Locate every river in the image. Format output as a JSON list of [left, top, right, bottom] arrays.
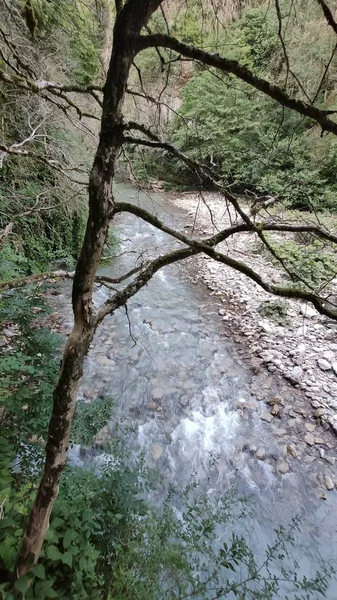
[[58, 183, 337, 597]]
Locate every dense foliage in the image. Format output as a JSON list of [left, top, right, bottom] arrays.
[[132, 1, 337, 212], [0, 0, 106, 281]]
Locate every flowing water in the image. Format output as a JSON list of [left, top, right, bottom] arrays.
[[58, 184, 337, 596]]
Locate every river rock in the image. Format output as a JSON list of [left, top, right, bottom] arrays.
[[151, 443, 163, 460], [332, 363, 337, 376], [296, 325, 308, 336], [147, 402, 159, 411], [290, 366, 303, 382], [287, 444, 297, 459], [278, 461, 290, 474], [305, 422, 316, 432], [300, 304, 316, 318], [324, 475, 335, 490], [323, 350, 335, 362], [267, 396, 284, 406], [275, 428, 287, 437], [304, 433, 315, 446], [313, 408, 326, 419], [180, 395, 189, 407], [256, 447, 266, 460], [259, 321, 273, 334], [271, 404, 282, 418], [261, 412, 273, 423], [317, 358, 331, 371]]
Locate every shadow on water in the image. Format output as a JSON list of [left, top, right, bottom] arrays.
[[59, 184, 337, 596]]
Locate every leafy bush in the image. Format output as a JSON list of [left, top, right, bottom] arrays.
[[258, 299, 289, 324], [259, 237, 337, 287]]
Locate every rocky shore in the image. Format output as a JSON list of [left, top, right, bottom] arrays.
[[173, 192, 337, 493]]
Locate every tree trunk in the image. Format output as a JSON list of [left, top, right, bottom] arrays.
[[13, 0, 163, 582]]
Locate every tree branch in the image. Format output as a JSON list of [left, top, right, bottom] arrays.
[[135, 33, 337, 135]]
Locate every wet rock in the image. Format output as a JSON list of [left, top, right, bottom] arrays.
[[256, 447, 266, 460], [287, 444, 297, 459], [313, 408, 326, 419], [261, 412, 273, 423], [275, 428, 287, 437], [278, 461, 290, 474], [305, 422, 316, 432], [151, 443, 163, 460], [271, 404, 282, 418], [152, 387, 165, 400], [147, 402, 159, 411], [98, 356, 114, 367], [304, 433, 315, 446], [267, 396, 284, 406], [317, 358, 331, 371], [179, 395, 189, 407], [324, 475, 335, 491]]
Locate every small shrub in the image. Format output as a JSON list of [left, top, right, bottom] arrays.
[[258, 299, 289, 324]]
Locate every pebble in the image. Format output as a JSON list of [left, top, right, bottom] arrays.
[[278, 461, 290, 474], [317, 358, 331, 371], [304, 433, 315, 446], [300, 304, 316, 318], [261, 413, 273, 423], [313, 408, 326, 419], [271, 404, 282, 417], [256, 448, 266, 460], [305, 423, 316, 432], [287, 445, 297, 459], [275, 428, 287, 437], [151, 444, 163, 460], [324, 475, 335, 491]]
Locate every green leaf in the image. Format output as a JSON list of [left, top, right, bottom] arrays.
[[0, 517, 15, 528], [61, 551, 73, 568], [63, 529, 74, 549], [46, 544, 62, 561], [14, 576, 29, 593], [32, 562, 46, 579]]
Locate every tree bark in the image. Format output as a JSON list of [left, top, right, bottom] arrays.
[[13, 0, 163, 582]]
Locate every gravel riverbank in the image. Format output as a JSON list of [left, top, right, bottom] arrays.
[[172, 192, 337, 491]]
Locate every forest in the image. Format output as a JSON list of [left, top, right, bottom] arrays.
[[1, 0, 337, 598]]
